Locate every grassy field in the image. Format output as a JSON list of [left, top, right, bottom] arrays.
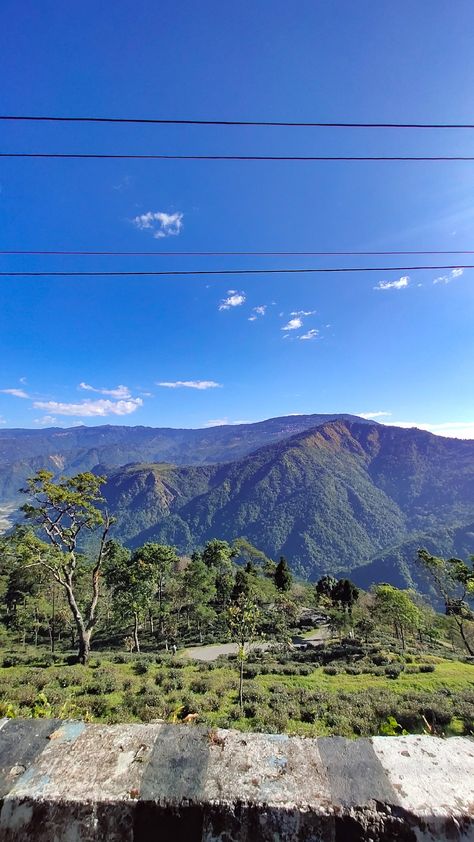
[[0, 642, 472, 738]]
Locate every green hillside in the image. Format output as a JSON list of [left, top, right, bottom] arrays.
[[103, 420, 474, 581]]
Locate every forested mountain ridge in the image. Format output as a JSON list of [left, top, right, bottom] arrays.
[[0, 413, 367, 502], [102, 420, 474, 581]]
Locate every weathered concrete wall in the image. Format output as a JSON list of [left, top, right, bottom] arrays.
[[0, 718, 472, 841]]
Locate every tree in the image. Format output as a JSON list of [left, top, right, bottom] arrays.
[[269, 594, 298, 648], [274, 556, 292, 592], [332, 579, 359, 615], [134, 543, 178, 633], [182, 555, 216, 643], [416, 549, 474, 655], [17, 471, 113, 664], [104, 542, 158, 653], [226, 594, 261, 713], [202, 539, 237, 570], [231, 568, 251, 602], [372, 584, 420, 650], [315, 575, 337, 602]]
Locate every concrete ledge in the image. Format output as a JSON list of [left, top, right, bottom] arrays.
[[0, 719, 472, 840]]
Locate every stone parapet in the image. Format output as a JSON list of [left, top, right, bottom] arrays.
[[0, 719, 473, 840]]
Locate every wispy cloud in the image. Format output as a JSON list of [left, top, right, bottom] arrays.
[[0, 416, 5, 425], [374, 276, 409, 291], [357, 411, 392, 419], [79, 382, 132, 399], [0, 388, 29, 399], [157, 380, 221, 390], [386, 419, 474, 439], [132, 210, 183, 239], [34, 415, 57, 426], [299, 329, 319, 341], [248, 305, 267, 321], [219, 290, 246, 310], [113, 175, 132, 191], [433, 268, 464, 285], [33, 398, 143, 417], [291, 310, 316, 317], [282, 317, 302, 331], [205, 418, 250, 427]]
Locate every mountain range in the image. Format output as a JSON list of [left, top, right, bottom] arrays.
[[1, 414, 473, 587]]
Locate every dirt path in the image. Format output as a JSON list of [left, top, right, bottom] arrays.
[[182, 626, 329, 661]]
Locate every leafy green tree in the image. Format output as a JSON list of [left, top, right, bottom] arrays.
[[135, 543, 178, 632], [226, 594, 261, 713], [416, 549, 474, 655], [202, 539, 237, 570], [232, 537, 273, 570], [332, 579, 359, 615], [182, 556, 216, 642], [104, 542, 160, 652], [231, 568, 251, 602], [274, 556, 292, 592], [315, 575, 337, 602], [16, 471, 113, 663], [269, 594, 298, 648], [373, 584, 420, 650]]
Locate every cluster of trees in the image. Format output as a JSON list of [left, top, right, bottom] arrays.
[[0, 471, 299, 665], [0, 469, 473, 668]]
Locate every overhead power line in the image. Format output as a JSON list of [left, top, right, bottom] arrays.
[[2, 152, 474, 162], [2, 114, 474, 129], [0, 264, 469, 277], [1, 249, 474, 257]]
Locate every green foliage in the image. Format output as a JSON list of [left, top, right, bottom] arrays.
[[274, 557, 292, 592]]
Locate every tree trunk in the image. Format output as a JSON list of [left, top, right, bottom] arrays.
[[149, 608, 154, 635], [238, 643, 245, 712], [78, 629, 92, 665], [456, 618, 474, 656], [133, 612, 140, 653]]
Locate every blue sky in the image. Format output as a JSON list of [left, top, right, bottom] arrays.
[[1, 1, 474, 436]]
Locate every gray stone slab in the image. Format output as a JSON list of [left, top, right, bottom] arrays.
[[318, 736, 401, 808], [0, 718, 61, 798], [139, 724, 210, 803]]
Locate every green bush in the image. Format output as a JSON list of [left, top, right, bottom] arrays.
[[384, 664, 404, 679], [83, 667, 121, 695]]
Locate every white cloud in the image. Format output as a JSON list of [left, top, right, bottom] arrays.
[[132, 210, 183, 239], [248, 305, 267, 321], [0, 388, 29, 399], [32, 398, 143, 417], [205, 418, 250, 427], [79, 382, 131, 399], [374, 276, 409, 291], [282, 317, 302, 331], [19, 377, 27, 385], [383, 419, 474, 440], [157, 380, 221, 390], [291, 310, 316, 317], [0, 416, 5, 425], [299, 329, 319, 341], [34, 415, 57, 426], [357, 411, 392, 419], [219, 290, 246, 310], [433, 268, 464, 285]]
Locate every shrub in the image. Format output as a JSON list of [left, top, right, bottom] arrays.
[[323, 666, 338, 676], [84, 667, 121, 695], [189, 677, 209, 695], [419, 664, 435, 673], [132, 659, 150, 676], [384, 664, 404, 679], [200, 692, 221, 713]]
